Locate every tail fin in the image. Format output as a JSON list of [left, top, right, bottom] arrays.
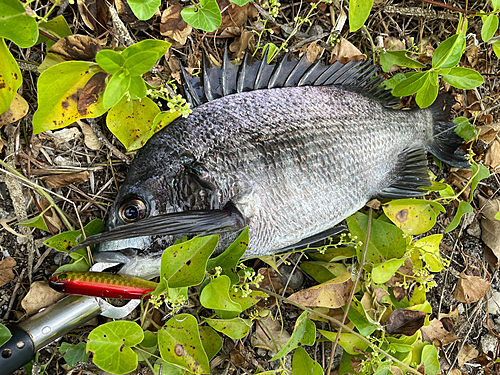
[[426, 93, 470, 169]]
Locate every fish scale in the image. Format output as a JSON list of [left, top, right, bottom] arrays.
[[71, 55, 469, 279]]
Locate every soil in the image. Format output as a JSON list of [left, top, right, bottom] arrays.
[[1, 0, 499, 374]]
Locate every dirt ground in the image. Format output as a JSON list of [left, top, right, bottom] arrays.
[[1, 0, 500, 374]]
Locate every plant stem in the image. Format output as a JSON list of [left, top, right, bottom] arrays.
[[419, 0, 476, 14], [326, 208, 372, 375], [258, 288, 422, 375], [0, 159, 74, 231]]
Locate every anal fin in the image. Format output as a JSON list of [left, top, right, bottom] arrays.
[[277, 226, 347, 253], [377, 145, 432, 200]]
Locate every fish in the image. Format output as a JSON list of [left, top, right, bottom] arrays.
[[49, 271, 158, 299], [71, 50, 468, 279]]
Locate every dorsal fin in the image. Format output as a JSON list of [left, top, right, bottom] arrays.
[[180, 49, 399, 109]]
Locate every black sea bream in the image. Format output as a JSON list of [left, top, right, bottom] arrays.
[[73, 52, 468, 278]]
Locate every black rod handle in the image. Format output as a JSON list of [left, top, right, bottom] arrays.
[[0, 325, 35, 375]]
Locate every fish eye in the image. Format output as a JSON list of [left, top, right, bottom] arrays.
[[118, 197, 147, 223]]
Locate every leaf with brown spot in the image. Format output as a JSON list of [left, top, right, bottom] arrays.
[[160, 5, 192, 46], [421, 318, 462, 346], [0, 257, 16, 287], [454, 270, 490, 304], [288, 271, 352, 308], [41, 171, 90, 188], [0, 93, 28, 128], [78, 72, 107, 115], [386, 309, 427, 336], [21, 281, 65, 315]]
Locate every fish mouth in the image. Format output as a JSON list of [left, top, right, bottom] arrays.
[[93, 247, 163, 279]]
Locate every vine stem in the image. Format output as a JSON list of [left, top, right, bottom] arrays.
[[258, 287, 422, 375], [419, 0, 476, 14], [326, 208, 373, 375]]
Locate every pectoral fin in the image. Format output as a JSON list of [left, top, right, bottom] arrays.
[[70, 209, 245, 253], [277, 225, 347, 252]]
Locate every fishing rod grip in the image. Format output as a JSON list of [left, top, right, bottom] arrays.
[[0, 295, 101, 375]]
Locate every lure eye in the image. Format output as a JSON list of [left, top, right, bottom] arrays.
[[118, 197, 147, 223]]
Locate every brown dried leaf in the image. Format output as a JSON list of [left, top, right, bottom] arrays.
[[0, 93, 28, 127], [115, 0, 150, 29], [386, 309, 427, 336], [48, 35, 102, 62], [477, 123, 500, 144], [479, 195, 500, 263], [484, 139, 500, 171], [384, 37, 405, 51], [41, 171, 90, 188], [458, 343, 479, 367], [218, 0, 249, 29], [77, 0, 111, 35], [306, 41, 324, 63], [438, 305, 458, 324], [330, 39, 366, 64], [229, 29, 254, 59], [465, 46, 480, 67], [454, 271, 490, 303], [39, 127, 82, 151], [21, 281, 65, 315], [288, 271, 352, 308], [421, 318, 462, 345], [78, 72, 107, 115], [160, 5, 192, 46], [39, 198, 63, 232], [250, 314, 291, 352], [0, 257, 16, 287], [78, 121, 103, 150], [417, 43, 434, 64]]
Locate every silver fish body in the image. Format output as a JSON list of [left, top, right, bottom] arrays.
[[81, 58, 464, 277]]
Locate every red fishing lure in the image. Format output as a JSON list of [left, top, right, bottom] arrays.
[[49, 271, 158, 299]]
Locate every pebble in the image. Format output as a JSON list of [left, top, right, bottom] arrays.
[[278, 264, 304, 290], [488, 291, 500, 315], [481, 333, 498, 354]]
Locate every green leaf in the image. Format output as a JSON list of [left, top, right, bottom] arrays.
[[415, 71, 438, 108], [492, 0, 500, 10], [0, 323, 12, 347], [453, 116, 476, 142], [181, 0, 222, 32], [348, 0, 373, 32], [200, 275, 242, 312], [87, 321, 143, 375], [292, 347, 324, 375], [382, 73, 407, 91], [0, 0, 38, 48], [205, 317, 252, 340], [121, 39, 171, 61], [432, 34, 465, 69], [420, 344, 440, 375], [229, 0, 254, 5], [445, 201, 473, 233], [33, 62, 107, 134], [308, 246, 356, 262], [383, 199, 445, 235], [96, 50, 124, 75], [300, 261, 347, 283], [470, 163, 490, 203], [372, 258, 406, 284], [44, 219, 103, 252], [414, 234, 443, 272], [379, 50, 425, 72], [392, 71, 429, 97], [492, 40, 500, 59], [18, 213, 49, 232], [0, 38, 22, 114], [103, 71, 130, 109], [482, 14, 499, 42], [106, 96, 160, 150], [441, 67, 484, 90], [127, 0, 161, 20], [123, 51, 159, 76], [37, 16, 72, 49], [344, 299, 377, 336], [206, 227, 248, 283], [59, 342, 88, 367], [199, 326, 222, 361], [161, 235, 218, 288], [158, 314, 210, 374], [495, 211, 500, 221], [320, 331, 369, 355], [346, 212, 406, 264], [129, 76, 147, 99], [270, 311, 315, 361]]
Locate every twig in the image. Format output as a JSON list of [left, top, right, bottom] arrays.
[[85, 118, 131, 163], [326, 207, 373, 375], [3, 269, 26, 320], [419, 0, 476, 14], [258, 288, 422, 375]]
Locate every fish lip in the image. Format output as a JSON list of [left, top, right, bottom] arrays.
[[93, 248, 139, 265]]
